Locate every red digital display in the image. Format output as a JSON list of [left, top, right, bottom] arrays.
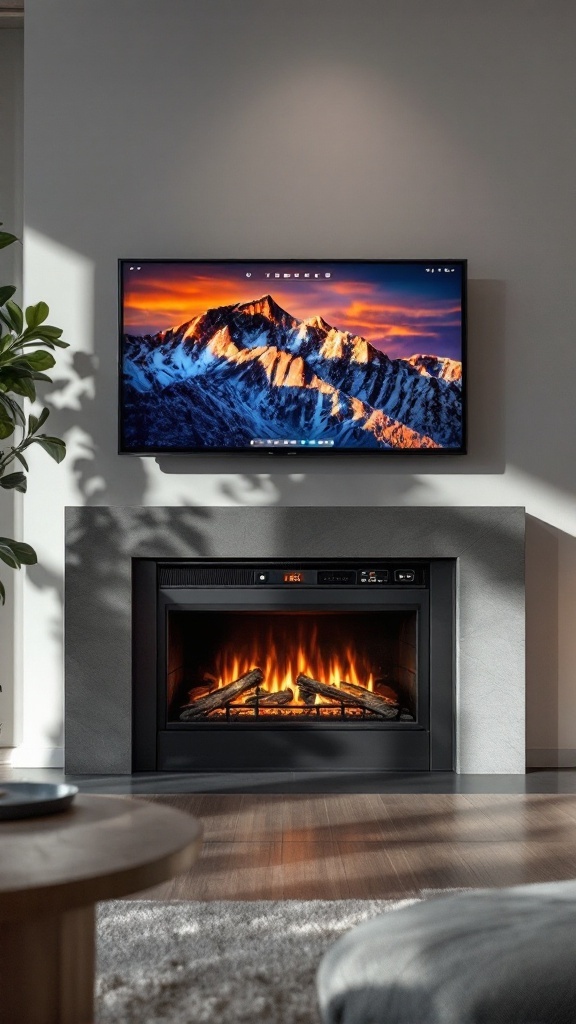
[[283, 572, 304, 583]]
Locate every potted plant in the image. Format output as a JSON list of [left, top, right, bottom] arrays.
[[0, 224, 68, 604]]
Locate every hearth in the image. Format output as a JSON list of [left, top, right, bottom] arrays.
[[132, 558, 455, 771]]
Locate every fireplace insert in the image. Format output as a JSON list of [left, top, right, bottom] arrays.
[[132, 559, 455, 771]]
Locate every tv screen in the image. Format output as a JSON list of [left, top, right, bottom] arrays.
[[119, 259, 466, 454]]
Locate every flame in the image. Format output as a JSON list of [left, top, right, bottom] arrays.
[[187, 620, 375, 708]]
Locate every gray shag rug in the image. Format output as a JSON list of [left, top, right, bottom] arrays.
[[96, 898, 420, 1023]]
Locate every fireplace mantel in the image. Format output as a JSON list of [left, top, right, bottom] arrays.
[[64, 506, 525, 774]]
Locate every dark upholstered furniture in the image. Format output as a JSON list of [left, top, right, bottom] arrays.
[[317, 881, 576, 1024]]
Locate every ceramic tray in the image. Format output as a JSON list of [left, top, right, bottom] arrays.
[[0, 782, 79, 820]]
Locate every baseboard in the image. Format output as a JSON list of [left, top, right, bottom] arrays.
[[8, 744, 64, 768], [526, 748, 576, 769]]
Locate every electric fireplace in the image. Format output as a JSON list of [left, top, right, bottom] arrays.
[[132, 558, 455, 771]]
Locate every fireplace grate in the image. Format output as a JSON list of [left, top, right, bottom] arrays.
[[193, 699, 411, 722]]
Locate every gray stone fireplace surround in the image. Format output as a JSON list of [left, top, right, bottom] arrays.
[[64, 505, 525, 775]]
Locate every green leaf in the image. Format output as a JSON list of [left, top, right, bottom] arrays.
[[1, 359, 34, 373], [0, 374, 36, 400], [0, 333, 15, 354], [6, 540, 36, 565], [0, 471, 27, 492], [0, 419, 14, 440], [0, 231, 18, 250], [4, 299, 23, 335], [0, 310, 16, 333], [0, 542, 20, 568], [34, 436, 66, 463], [8, 359, 54, 381], [28, 407, 50, 434], [0, 577, 5, 605], [0, 285, 16, 306], [21, 377, 36, 401], [13, 450, 29, 472], [26, 328, 68, 349], [25, 301, 49, 330], [22, 351, 56, 371], [0, 392, 25, 427], [0, 538, 36, 570], [44, 335, 68, 349], [22, 338, 55, 351], [39, 325, 63, 339]]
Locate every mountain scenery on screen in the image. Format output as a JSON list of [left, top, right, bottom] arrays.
[[122, 294, 463, 450]]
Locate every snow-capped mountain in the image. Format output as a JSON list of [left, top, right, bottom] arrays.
[[122, 295, 463, 450], [405, 354, 462, 385]]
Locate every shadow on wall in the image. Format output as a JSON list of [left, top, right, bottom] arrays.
[[65, 504, 212, 614], [64, 506, 214, 772]]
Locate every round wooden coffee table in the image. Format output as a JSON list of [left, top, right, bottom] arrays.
[[0, 793, 202, 1024]]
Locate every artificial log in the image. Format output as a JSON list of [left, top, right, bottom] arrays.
[[300, 688, 317, 706], [180, 668, 264, 720], [245, 688, 294, 707], [338, 678, 400, 719], [340, 679, 400, 714], [186, 685, 213, 701], [296, 675, 356, 707], [296, 674, 399, 719]]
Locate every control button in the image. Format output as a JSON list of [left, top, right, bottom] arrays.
[[360, 569, 388, 584], [394, 570, 416, 583], [256, 572, 269, 583]]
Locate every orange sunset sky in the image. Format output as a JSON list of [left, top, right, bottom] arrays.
[[122, 261, 463, 361]]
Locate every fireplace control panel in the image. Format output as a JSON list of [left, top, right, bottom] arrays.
[[252, 565, 427, 587], [158, 561, 428, 589]]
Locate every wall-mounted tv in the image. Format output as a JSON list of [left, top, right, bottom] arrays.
[[119, 259, 466, 455]]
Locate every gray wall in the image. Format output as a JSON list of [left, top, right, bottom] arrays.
[[13, 0, 576, 765], [0, 27, 23, 753]]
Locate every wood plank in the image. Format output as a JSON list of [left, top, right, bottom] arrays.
[[280, 795, 332, 844], [233, 794, 287, 842], [324, 793, 396, 842], [336, 841, 418, 899], [182, 841, 284, 901], [281, 840, 350, 900], [128, 792, 576, 901], [137, 794, 240, 843]]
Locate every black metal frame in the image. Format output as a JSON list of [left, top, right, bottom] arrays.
[[132, 558, 455, 772]]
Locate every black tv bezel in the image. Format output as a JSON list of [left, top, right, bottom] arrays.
[[118, 258, 468, 457]]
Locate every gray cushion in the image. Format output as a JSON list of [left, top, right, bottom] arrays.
[[317, 881, 576, 1024]]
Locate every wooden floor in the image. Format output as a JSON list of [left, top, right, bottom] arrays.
[[131, 793, 576, 900]]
